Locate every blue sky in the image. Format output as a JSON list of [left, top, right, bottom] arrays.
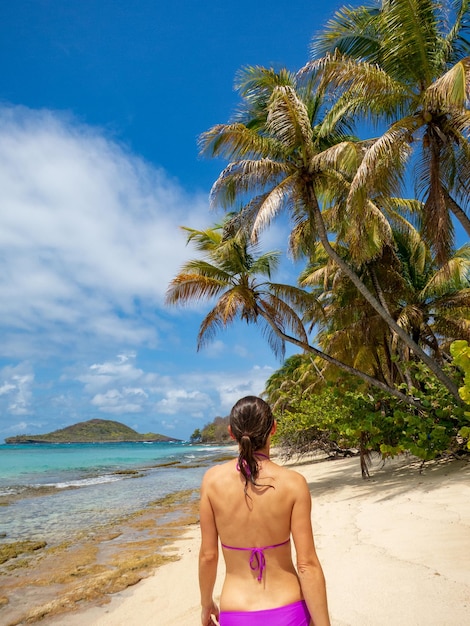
[[0, 0, 341, 441]]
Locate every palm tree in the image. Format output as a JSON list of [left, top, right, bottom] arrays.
[[391, 235, 470, 358], [307, 0, 470, 264], [300, 227, 470, 388], [199, 66, 462, 401], [299, 242, 400, 387], [165, 223, 305, 359], [165, 222, 424, 406]]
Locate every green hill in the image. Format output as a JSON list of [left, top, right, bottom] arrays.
[[4, 419, 180, 444]]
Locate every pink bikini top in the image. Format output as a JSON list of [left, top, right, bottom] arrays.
[[221, 538, 291, 582]]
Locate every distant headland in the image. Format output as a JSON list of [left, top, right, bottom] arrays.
[[4, 418, 181, 444]]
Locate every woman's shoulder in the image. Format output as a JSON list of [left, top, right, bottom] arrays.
[[272, 462, 309, 490], [202, 458, 236, 483], [272, 460, 306, 479]]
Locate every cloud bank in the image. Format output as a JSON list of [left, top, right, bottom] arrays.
[[0, 106, 277, 439], [0, 105, 211, 358]]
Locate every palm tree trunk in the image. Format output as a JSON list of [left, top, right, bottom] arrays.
[[258, 308, 424, 409], [359, 433, 372, 479], [368, 265, 397, 387], [443, 190, 470, 238], [369, 268, 413, 391], [306, 187, 462, 402]]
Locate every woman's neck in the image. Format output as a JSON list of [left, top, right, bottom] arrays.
[[254, 450, 270, 460]]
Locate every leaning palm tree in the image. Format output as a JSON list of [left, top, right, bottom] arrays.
[[165, 222, 423, 405], [199, 66, 462, 401], [307, 0, 470, 264]]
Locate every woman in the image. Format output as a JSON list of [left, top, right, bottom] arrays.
[[199, 396, 331, 626]]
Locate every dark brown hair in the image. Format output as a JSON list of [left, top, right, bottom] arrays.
[[229, 396, 274, 489]]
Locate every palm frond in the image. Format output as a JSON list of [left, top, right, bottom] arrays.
[[312, 140, 363, 175], [424, 57, 470, 109], [421, 248, 470, 297], [288, 216, 318, 260], [209, 159, 290, 210], [251, 175, 297, 239], [309, 5, 383, 61], [197, 306, 229, 349], [235, 65, 297, 100], [345, 198, 394, 261], [199, 123, 282, 162], [349, 120, 413, 203], [395, 304, 424, 334], [442, 0, 470, 63], [180, 226, 223, 252], [380, 0, 441, 85], [305, 51, 409, 103], [268, 283, 317, 314], [165, 273, 228, 305], [259, 294, 309, 346], [267, 86, 314, 161], [250, 250, 282, 277]]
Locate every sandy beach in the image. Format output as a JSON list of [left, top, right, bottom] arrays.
[[40, 453, 470, 626]]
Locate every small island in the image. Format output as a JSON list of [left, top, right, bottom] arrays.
[[4, 418, 181, 444]]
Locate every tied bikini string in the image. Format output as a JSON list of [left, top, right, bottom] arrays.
[[249, 548, 266, 582], [221, 539, 290, 582]]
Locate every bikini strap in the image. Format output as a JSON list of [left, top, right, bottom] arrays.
[[254, 452, 270, 460], [236, 451, 270, 476], [221, 538, 290, 582]]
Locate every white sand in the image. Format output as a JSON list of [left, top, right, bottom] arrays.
[[47, 455, 470, 626]]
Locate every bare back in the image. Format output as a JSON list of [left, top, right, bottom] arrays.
[[200, 456, 311, 612]]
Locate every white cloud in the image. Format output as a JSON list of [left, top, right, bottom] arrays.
[[0, 363, 34, 416], [233, 344, 249, 358], [77, 353, 157, 394], [155, 388, 213, 416], [0, 105, 209, 359], [4, 421, 28, 434], [0, 382, 16, 395], [154, 364, 274, 421], [90, 388, 145, 414], [215, 365, 274, 412], [203, 340, 225, 358], [75, 351, 271, 423]]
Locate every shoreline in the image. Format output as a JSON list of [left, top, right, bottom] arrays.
[[0, 489, 201, 626], [2, 453, 470, 625]]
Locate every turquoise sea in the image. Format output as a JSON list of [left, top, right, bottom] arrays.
[[0, 441, 231, 546]]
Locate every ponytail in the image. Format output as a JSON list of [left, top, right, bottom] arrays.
[[237, 434, 259, 490], [230, 396, 274, 494]]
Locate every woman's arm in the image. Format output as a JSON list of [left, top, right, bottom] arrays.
[[198, 471, 220, 626], [291, 473, 331, 626]]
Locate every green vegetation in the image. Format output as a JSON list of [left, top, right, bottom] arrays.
[[190, 416, 231, 444], [5, 419, 180, 444], [167, 0, 470, 472], [450, 340, 470, 447], [270, 360, 467, 477]]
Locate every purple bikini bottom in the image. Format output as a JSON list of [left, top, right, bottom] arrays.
[[219, 600, 310, 625]]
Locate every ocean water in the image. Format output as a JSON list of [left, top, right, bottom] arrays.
[[0, 442, 232, 545]]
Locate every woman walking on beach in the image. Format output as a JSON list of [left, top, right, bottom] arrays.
[[199, 396, 330, 626]]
